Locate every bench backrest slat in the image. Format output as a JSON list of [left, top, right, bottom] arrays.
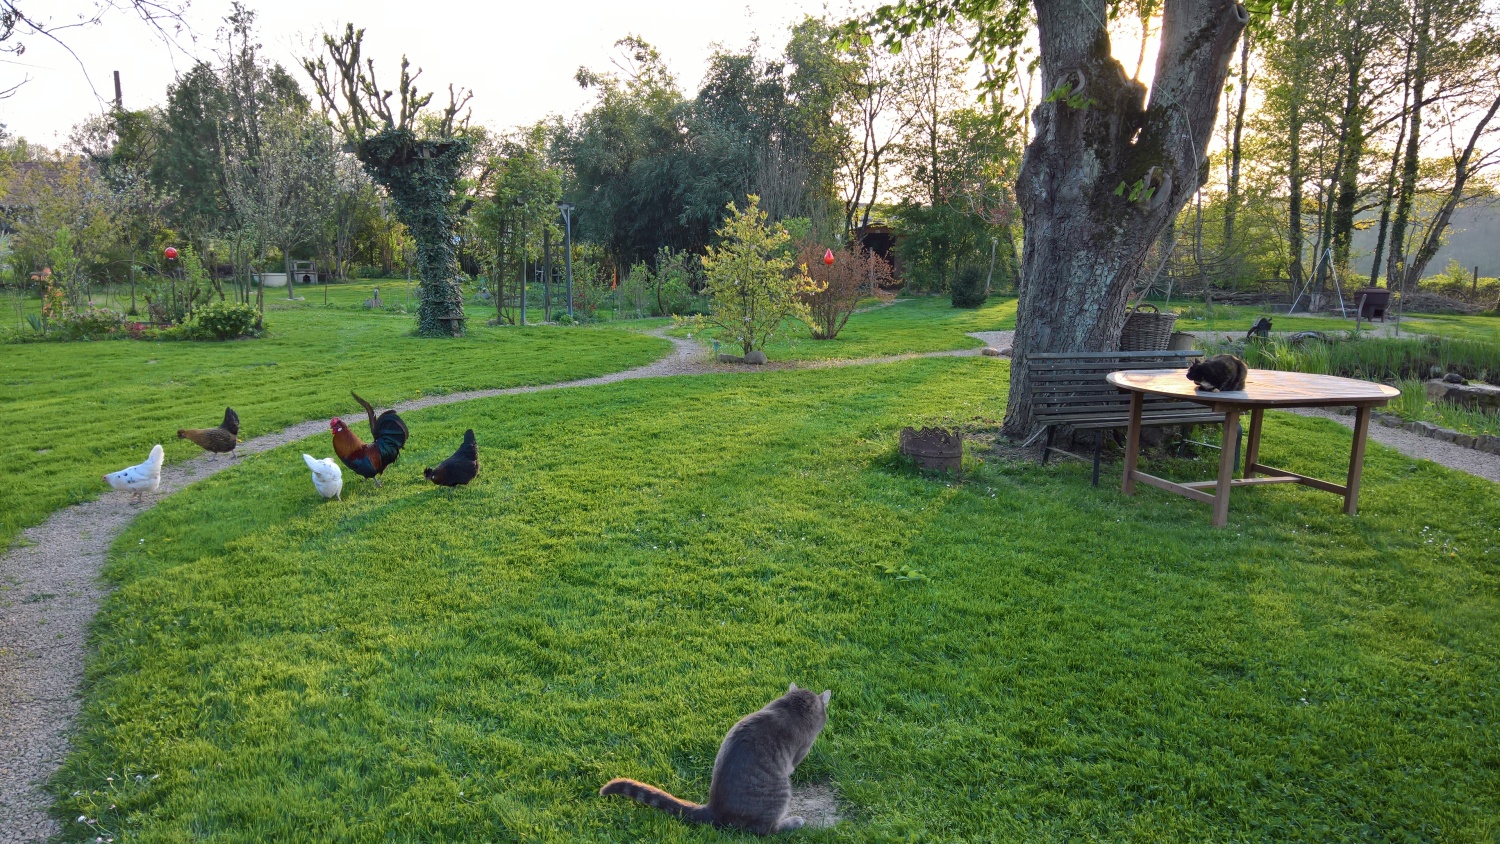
[[1027, 350, 1207, 424], [1029, 350, 1202, 361]]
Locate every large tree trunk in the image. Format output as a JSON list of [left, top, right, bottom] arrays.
[[1329, 46, 1366, 278], [1369, 43, 1413, 287], [1284, 1, 1309, 296], [1386, 4, 1430, 293], [358, 131, 469, 337], [1003, 0, 1247, 435], [1223, 30, 1250, 245]]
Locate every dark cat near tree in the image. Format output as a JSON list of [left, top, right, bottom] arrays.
[[1187, 354, 1249, 392]]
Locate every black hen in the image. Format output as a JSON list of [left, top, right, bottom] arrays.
[[424, 429, 479, 487]]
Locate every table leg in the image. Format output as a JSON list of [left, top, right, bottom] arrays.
[[1244, 408, 1264, 479], [1212, 410, 1241, 528], [1345, 405, 1371, 515], [1122, 391, 1144, 495]]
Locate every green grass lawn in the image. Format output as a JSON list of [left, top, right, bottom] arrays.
[[1154, 299, 1500, 344], [54, 357, 1500, 842], [1162, 302, 1367, 334], [676, 295, 1017, 362], [0, 299, 670, 550], [1402, 312, 1500, 343]]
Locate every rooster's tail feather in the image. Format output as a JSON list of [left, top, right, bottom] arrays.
[[372, 410, 409, 467]]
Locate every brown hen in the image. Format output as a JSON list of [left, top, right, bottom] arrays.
[[178, 407, 240, 458]]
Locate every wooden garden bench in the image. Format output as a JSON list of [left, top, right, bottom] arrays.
[[1029, 350, 1238, 485]]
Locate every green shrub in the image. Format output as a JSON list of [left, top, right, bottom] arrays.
[[1420, 259, 1500, 305], [54, 306, 126, 340], [192, 301, 260, 340], [950, 264, 988, 308]]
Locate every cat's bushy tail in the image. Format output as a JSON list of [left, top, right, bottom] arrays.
[[599, 778, 714, 825]]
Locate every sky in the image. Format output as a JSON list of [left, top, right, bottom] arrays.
[[3, 0, 860, 144]]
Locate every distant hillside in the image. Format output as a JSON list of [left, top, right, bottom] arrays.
[[1352, 204, 1500, 280]]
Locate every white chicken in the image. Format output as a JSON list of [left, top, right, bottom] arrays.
[[302, 453, 343, 501], [103, 444, 164, 503]]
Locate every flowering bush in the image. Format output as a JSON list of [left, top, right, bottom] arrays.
[[797, 241, 894, 340]]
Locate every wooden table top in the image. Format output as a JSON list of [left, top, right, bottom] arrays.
[[1106, 368, 1400, 408]]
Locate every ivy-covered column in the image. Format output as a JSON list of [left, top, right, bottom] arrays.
[[358, 129, 470, 337]]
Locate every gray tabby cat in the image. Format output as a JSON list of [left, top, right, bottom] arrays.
[[600, 683, 831, 835]]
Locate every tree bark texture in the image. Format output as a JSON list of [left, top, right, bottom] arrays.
[[1284, 2, 1309, 295], [1003, 0, 1247, 436], [1368, 43, 1412, 287], [1386, 4, 1430, 292], [357, 130, 470, 337], [1223, 30, 1250, 245], [1329, 52, 1366, 277]]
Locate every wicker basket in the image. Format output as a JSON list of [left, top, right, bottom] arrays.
[[1120, 303, 1178, 351]]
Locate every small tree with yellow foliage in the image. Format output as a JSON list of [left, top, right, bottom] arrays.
[[694, 195, 821, 357]]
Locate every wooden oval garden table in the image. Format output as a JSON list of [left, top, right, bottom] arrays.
[[1106, 369, 1400, 527]]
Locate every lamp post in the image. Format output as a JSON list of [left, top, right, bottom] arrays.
[[513, 197, 527, 325], [558, 201, 575, 319], [542, 221, 551, 321]]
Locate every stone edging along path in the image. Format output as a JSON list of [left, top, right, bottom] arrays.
[[4, 326, 1498, 841]]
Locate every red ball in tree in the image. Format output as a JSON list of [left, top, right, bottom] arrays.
[[823, 248, 835, 266], [164, 246, 179, 260]]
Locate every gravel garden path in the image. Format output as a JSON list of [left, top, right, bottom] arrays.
[[0, 326, 1491, 841]]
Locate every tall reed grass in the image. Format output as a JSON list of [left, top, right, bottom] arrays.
[[1209, 336, 1500, 385], [1202, 337, 1500, 438]]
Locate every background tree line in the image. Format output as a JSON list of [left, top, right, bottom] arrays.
[[3, 0, 1495, 338], [0, 3, 1024, 329], [1152, 0, 1500, 308]]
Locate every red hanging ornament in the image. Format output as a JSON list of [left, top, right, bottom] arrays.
[[164, 246, 179, 260], [823, 248, 835, 266]]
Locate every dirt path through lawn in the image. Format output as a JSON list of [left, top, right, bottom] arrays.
[[3, 326, 1496, 841]]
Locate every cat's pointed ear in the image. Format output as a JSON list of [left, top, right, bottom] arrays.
[[819, 690, 831, 706], [788, 682, 799, 692]]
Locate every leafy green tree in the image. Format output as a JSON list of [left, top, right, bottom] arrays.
[[153, 4, 310, 254], [476, 125, 562, 324], [695, 196, 818, 355], [2, 146, 116, 305], [220, 107, 337, 317], [784, 17, 860, 224], [561, 26, 863, 270], [894, 108, 1020, 292], [560, 36, 697, 269]]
